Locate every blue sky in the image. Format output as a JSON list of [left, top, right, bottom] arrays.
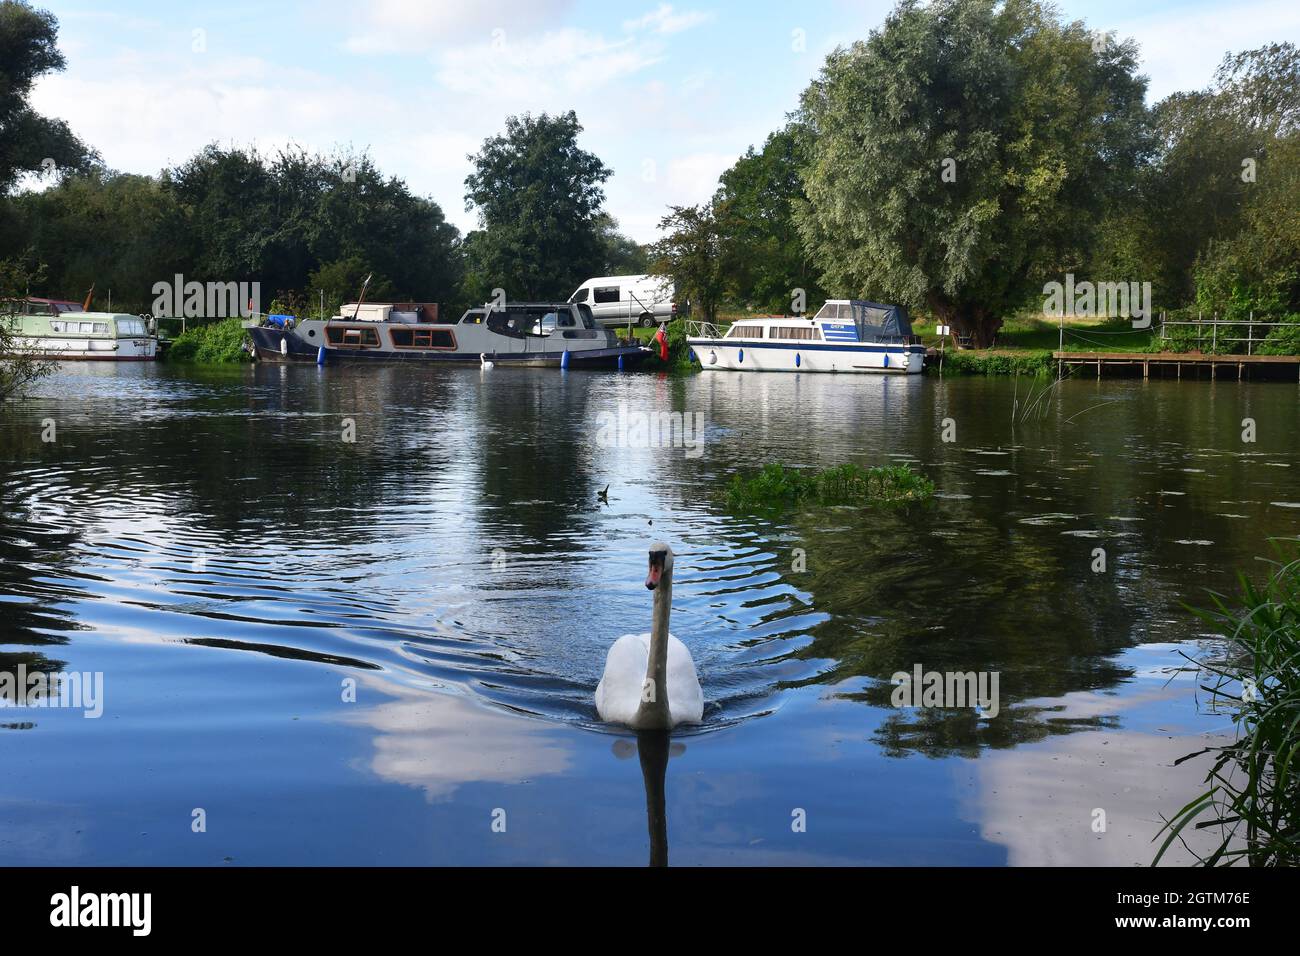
[[30, 0, 1300, 242]]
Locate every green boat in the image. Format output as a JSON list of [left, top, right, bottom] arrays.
[[2, 297, 158, 361]]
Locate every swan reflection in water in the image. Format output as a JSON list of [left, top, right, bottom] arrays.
[[613, 731, 685, 867], [599, 542, 701, 866]]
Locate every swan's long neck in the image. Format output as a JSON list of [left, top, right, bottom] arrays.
[[635, 568, 673, 729]]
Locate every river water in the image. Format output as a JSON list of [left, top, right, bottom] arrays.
[[1, 362, 1297, 865]]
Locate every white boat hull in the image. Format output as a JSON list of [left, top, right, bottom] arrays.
[[13, 335, 158, 361], [687, 339, 924, 374]]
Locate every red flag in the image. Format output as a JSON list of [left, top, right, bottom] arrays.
[[654, 324, 668, 361]]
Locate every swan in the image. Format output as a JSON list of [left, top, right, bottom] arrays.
[[596, 542, 703, 729], [480, 353, 494, 368]]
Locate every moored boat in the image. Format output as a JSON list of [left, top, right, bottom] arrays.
[[2, 298, 158, 361], [686, 299, 925, 374], [248, 300, 650, 369]]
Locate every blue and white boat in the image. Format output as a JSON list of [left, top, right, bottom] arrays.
[[686, 299, 925, 374]]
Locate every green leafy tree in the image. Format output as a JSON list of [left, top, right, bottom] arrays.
[[0, 254, 53, 401], [0, 1, 96, 193], [464, 111, 611, 301], [715, 126, 823, 314], [595, 213, 649, 275], [1193, 131, 1300, 320], [1132, 44, 1300, 305], [5, 145, 463, 312], [2, 170, 183, 311], [796, 0, 1150, 346], [650, 203, 733, 324], [306, 256, 397, 320]]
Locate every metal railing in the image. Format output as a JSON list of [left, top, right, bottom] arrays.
[[1157, 312, 1292, 355], [684, 319, 726, 339]]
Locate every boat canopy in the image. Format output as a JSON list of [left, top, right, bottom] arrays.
[[814, 299, 913, 342]]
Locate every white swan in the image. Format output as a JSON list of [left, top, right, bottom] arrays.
[[596, 542, 703, 729], [480, 353, 495, 369]]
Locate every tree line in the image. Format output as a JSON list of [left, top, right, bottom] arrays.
[[3, 0, 1298, 347]]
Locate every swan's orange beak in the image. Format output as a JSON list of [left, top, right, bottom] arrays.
[[646, 550, 666, 590]]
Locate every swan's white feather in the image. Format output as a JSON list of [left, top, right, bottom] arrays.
[[595, 631, 703, 729]]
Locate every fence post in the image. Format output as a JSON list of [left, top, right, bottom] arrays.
[[1212, 312, 1217, 353], [1248, 310, 1253, 355]]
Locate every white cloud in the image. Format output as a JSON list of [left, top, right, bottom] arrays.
[[623, 4, 713, 36], [434, 28, 663, 101], [31, 51, 397, 177], [1109, 0, 1300, 102], [664, 151, 738, 201], [342, 0, 576, 54]]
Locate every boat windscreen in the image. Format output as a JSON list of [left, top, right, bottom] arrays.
[[848, 300, 913, 341]]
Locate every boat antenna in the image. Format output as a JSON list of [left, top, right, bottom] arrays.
[[352, 274, 373, 322], [82, 283, 95, 311]]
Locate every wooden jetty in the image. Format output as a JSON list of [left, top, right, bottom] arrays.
[[1055, 351, 1300, 381]]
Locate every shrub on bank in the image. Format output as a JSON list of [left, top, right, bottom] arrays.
[[166, 318, 252, 363], [938, 349, 1054, 376], [1257, 314, 1300, 355], [642, 318, 698, 373]]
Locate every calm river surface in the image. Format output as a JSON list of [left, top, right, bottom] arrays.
[[2, 362, 1298, 865]]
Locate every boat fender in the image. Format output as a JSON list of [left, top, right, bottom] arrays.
[[738, 349, 744, 364], [279, 336, 288, 356], [883, 353, 889, 368], [708, 350, 717, 365], [317, 345, 326, 366], [618, 354, 624, 371], [561, 349, 570, 370], [795, 353, 801, 368]]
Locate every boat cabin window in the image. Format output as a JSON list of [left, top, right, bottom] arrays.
[[115, 318, 146, 336], [52, 320, 110, 334], [593, 286, 620, 304], [727, 325, 765, 339], [486, 310, 526, 338], [391, 327, 456, 349], [575, 303, 597, 329], [326, 326, 381, 347], [771, 326, 820, 340]]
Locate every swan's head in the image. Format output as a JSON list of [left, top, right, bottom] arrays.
[[645, 542, 674, 590]]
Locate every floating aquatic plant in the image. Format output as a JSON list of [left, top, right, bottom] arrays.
[[725, 462, 934, 511]]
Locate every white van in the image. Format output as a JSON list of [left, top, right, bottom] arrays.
[[568, 274, 678, 328]]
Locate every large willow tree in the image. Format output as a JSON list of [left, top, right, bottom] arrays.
[[796, 0, 1150, 346]]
